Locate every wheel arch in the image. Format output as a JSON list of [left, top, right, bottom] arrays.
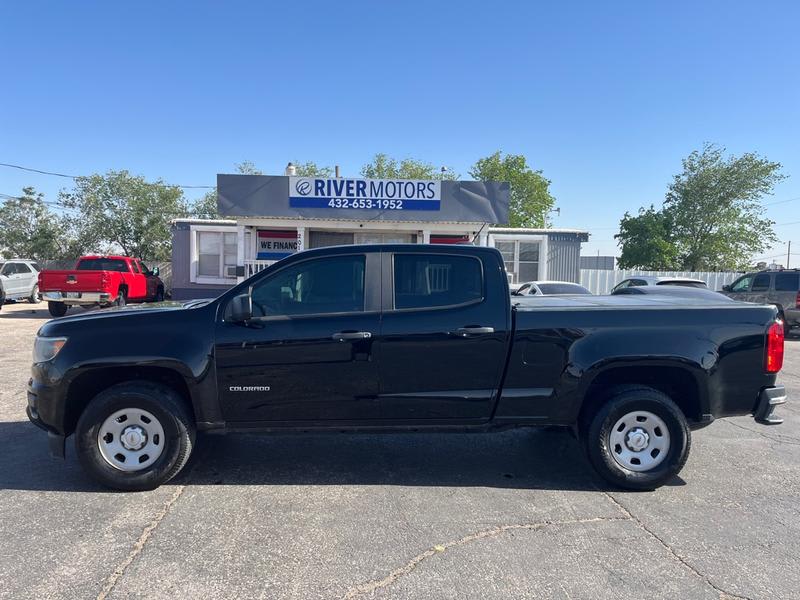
[[63, 365, 196, 436], [577, 361, 708, 430]]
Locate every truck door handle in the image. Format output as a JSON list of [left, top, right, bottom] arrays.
[[452, 326, 495, 337], [332, 331, 372, 341]]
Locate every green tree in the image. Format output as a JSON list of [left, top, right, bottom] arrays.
[[616, 145, 784, 270], [192, 160, 335, 219], [469, 151, 555, 227], [294, 161, 333, 177], [360, 153, 459, 180], [616, 206, 679, 269], [0, 187, 74, 260], [59, 171, 188, 261]]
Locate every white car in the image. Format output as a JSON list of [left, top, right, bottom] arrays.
[[512, 280, 592, 296], [0, 259, 42, 304], [610, 276, 707, 294]]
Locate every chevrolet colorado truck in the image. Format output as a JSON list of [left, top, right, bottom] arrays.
[[27, 245, 786, 491], [38, 255, 165, 317]]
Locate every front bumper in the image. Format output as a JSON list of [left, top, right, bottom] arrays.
[[42, 291, 111, 305], [27, 371, 68, 458], [755, 385, 787, 425]]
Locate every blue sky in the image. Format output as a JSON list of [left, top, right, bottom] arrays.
[[2, 0, 799, 259]]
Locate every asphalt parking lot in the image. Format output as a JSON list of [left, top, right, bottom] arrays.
[[0, 301, 798, 600]]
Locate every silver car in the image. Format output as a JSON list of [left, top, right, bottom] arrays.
[[610, 275, 707, 293], [0, 259, 41, 304], [512, 281, 592, 296]]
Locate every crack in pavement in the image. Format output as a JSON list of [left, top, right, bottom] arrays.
[[95, 485, 185, 600], [604, 493, 751, 600], [341, 515, 629, 600], [725, 419, 800, 446]]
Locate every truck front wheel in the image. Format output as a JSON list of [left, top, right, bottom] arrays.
[[75, 382, 195, 491], [584, 387, 691, 491], [48, 302, 68, 317]]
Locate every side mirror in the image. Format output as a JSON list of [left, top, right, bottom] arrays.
[[230, 293, 253, 322], [722, 284, 730, 292], [152, 266, 160, 277]]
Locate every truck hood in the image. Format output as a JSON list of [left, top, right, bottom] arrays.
[[37, 299, 215, 335]]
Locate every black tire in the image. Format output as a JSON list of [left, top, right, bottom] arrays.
[[116, 288, 127, 307], [583, 387, 691, 491], [29, 284, 40, 304], [154, 287, 164, 302], [75, 382, 195, 491], [48, 301, 69, 317]]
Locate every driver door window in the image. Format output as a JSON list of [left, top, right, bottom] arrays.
[[730, 275, 754, 294], [251, 255, 366, 317]]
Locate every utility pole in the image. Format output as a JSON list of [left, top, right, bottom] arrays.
[[788, 241, 792, 269]]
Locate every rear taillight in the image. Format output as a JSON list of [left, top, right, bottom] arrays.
[[796, 291, 800, 308], [765, 321, 784, 373]]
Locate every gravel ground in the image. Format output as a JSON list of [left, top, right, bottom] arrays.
[[0, 300, 798, 599]]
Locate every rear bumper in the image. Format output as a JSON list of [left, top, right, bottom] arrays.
[[785, 308, 800, 327], [755, 385, 787, 425], [42, 291, 111, 305]]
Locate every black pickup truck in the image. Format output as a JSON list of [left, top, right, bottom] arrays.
[[27, 245, 786, 491]]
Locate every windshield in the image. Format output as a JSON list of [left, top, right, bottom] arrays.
[[536, 283, 591, 295], [76, 258, 129, 272]]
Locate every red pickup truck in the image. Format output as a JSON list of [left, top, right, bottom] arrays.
[[38, 255, 165, 317]]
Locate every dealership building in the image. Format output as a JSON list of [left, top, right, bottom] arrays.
[[170, 173, 589, 300]]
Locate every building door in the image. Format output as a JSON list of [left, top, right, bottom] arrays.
[[309, 231, 354, 248], [354, 232, 416, 245]]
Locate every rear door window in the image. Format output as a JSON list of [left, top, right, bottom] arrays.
[[16, 263, 32, 273], [751, 273, 771, 292], [393, 254, 483, 309], [775, 272, 799, 291]]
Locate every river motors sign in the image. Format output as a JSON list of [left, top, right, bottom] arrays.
[[289, 177, 441, 212]]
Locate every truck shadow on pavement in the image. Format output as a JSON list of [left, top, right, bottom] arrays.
[[0, 307, 53, 320], [0, 421, 686, 492]]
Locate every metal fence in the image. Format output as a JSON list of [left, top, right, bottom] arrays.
[[580, 269, 741, 295]]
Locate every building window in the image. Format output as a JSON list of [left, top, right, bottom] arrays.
[[493, 239, 542, 284], [191, 227, 238, 283]]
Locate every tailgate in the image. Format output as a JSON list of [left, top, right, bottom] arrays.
[[38, 270, 109, 293]]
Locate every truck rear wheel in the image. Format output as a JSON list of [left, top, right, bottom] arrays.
[[75, 382, 195, 491], [584, 387, 691, 490], [48, 302, 68, 317], [115, 288, 127, 307]]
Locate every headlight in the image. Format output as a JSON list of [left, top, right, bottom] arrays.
[[33, 336, 67, 363]]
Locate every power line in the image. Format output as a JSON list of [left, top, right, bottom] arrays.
[[0, 161, 215, 189], [0, 191, 213, 217], [764, 196, 800, 207]]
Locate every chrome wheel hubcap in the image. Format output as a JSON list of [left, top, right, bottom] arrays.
[[98, 408, 165, 472], [609, 410, 670, 472]]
